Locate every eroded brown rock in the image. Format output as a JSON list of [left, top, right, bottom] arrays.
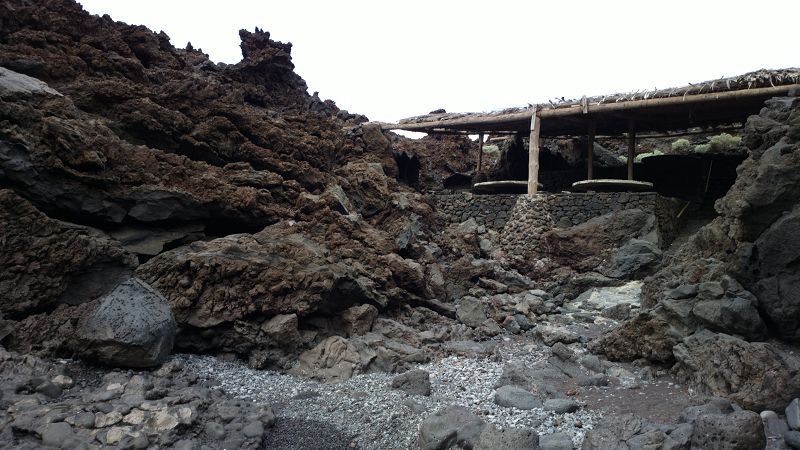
[[539, 209, 659, 273], [588, 312, 683, 363], [672, 330, 800, 411], [0, 189, 137, 317], [137, 224, 387, 328]]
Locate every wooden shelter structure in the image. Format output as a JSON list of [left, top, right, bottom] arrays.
[[382, 69, 800, 194]]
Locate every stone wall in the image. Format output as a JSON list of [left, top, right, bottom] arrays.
[[434, 191, 682, 239], [500, 192, 682, 259], [434, 193, 519, 229]]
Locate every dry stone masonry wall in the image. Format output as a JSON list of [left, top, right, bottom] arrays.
[[434, 193, 519, 229], [500, 192, 681, 258], [436, 191, 680, 237]]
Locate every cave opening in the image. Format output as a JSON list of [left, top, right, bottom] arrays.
[[394, 151, 420, 187]]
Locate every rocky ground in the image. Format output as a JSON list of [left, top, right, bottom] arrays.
[[2, 282, 796, 449]]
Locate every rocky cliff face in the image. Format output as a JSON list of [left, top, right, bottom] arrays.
[[0, 0, 378, 231], [0, 0, 452, 369], [591, 93, 800, 410]]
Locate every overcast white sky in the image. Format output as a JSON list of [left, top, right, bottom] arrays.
[[77, 0, 798, 124]]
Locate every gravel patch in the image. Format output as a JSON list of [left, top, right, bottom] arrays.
[[262, 417, 357, 450], [178, 338, 602, 449]]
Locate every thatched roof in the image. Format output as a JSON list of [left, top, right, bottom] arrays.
[[386, 68, 800, 136]]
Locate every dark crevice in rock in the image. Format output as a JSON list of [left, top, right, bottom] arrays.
[[394, 151, 420, 188]]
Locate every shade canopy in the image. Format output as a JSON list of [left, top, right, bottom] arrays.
[[384, 69, 800, 137]]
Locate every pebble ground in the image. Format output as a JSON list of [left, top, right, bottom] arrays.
[[179, 338, 602, 450]]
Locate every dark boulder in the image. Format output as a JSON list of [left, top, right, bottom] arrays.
[[672, 330, 800, 411], [418, 406, 486, 450], [77, 278, 176, 368], [748, 204, 800, 341], [605, 238, 663, 279], [690, 410, 765, 450], [391, 369, 432, 396]]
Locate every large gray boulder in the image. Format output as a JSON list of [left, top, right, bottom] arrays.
[[672, 330, 800, 411], [494, 360, 570, 399], [678, 397, 733, 424], [392, 369, 432, 396], [606, 238, 662, 279], [750, 204, 800, 341], [494, 385, 541, 410], [0, 66, 62, 97], [474, 425, 538, 450], [77, 278, 176, 368], [544, 398, 579, 414], [456, 297, 488, 328], [786, 398, 800, 430], [540, 432, 573, 450], [691, 295, 766, 341], [582, 416, 694, 450], [419, 406, 487, 450], [690, 410, 765, 450], [290, 336, 362, 383]]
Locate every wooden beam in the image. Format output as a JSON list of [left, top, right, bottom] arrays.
[[423, 129, 519, 136], [476, 133, 484, 174], [627, 119, 636, 180], [545, 124, 745, 140], [528, 107, 541, 195], [704, 160, 714, 194], [603, 125, 744, 139], [587, 119, 596, 180]]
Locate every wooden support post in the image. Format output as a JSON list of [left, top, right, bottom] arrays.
[[627, 119, 636, 180], [476, 133, 484, 174], [587, 120, 596, 180], [527, 107, 541, 195]]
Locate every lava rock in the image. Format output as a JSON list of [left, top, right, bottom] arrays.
[[340, 304, 379, 336], [600, 303, 631, 321], [543, 398, 579, 414], [456, 297, 488, 328], [678, 397, 733, 423], [607, 238, 663, 279], [582, 414, 666, 449], [786, 430, 800, 449], [691, 296, 766, 340], [391, 369, 432, 396], [474, 424, 538, 450], [41, 422, 75, 448], [0, 190, 137, 318], [690, 410, 765, 450], [535, 325, 579, 346], [667, 284, 699, 299], [672, 330, 800, 411], [787, 398, 800, 430], [77, 278, 176, 368], [550, 342, 575, 361], [291, 336, 361, 383], [539, 432, 573, 450], [418, 406, 486, 450], [493, 385, 541, 410], [261, 314, 301, 347], [748, 205, 800, 341]]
